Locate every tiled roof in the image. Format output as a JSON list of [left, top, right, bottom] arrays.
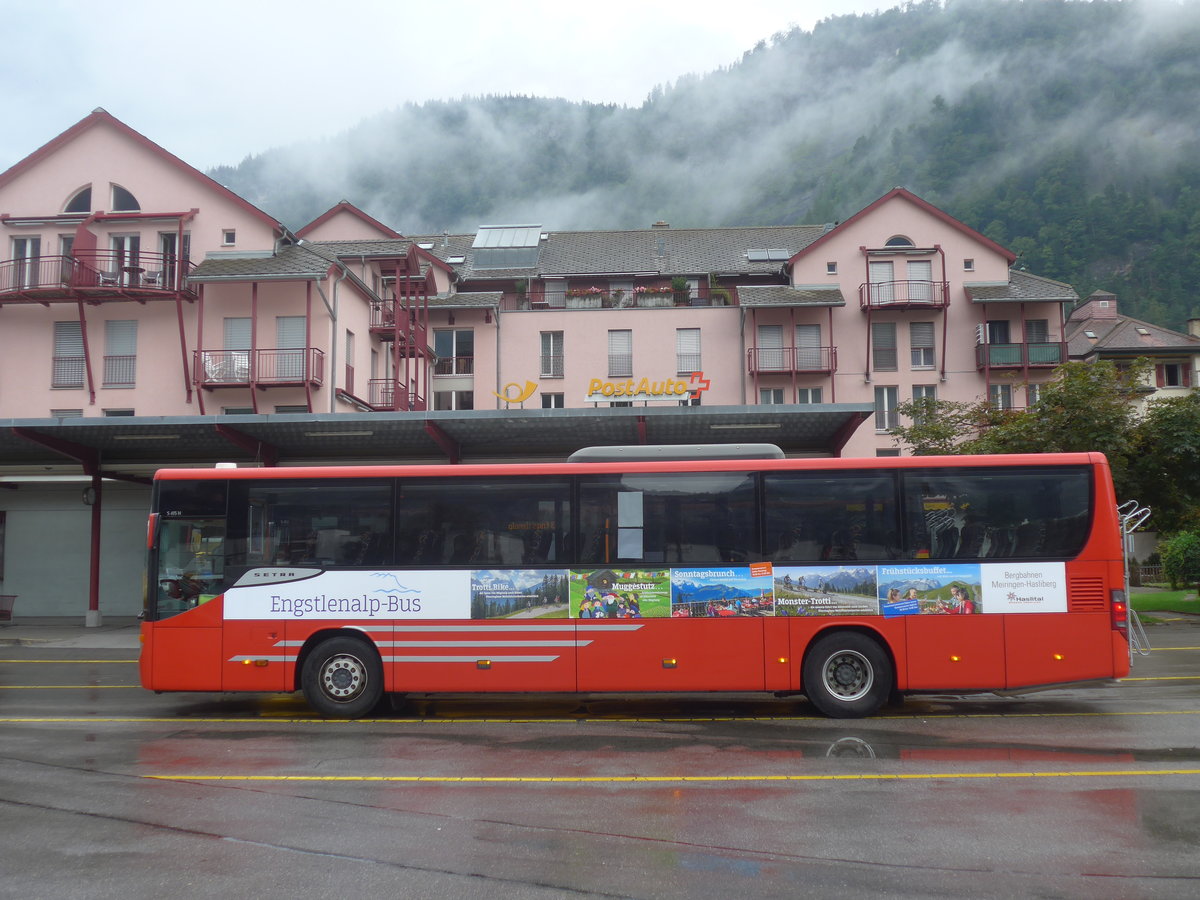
[[1066, 313, 1200, 359], [188, 244, 335, 281], [409, 225, 827, 282], [738, 285, 846, 307], [312, 239, 414, 258], [428, 292, 502, 309], [964, 270, 1079, 303]]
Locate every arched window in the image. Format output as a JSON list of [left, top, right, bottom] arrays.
[[64, 186, 92, 214], [884, 235, 915, 248], [111, 185, 140, 211]]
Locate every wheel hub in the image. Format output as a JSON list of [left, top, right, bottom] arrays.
[[824, 650, 873, 700], [322, 655, 365, 699]]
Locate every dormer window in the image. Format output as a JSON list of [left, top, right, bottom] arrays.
[[884, 235, 915, 248], [64, 187, 92, 214], [111, 185, 140, 211]]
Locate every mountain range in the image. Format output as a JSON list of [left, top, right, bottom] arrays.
[[210, 0, 1200, 330]]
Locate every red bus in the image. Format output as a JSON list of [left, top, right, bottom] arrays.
[[139, 447, 1131, 718]]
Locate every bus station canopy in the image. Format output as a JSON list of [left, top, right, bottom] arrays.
[[1, 404, 872, 481]]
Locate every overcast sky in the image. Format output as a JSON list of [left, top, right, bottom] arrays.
[[2, 0, 888, 172]]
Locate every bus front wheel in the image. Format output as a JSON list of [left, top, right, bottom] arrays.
[[301, 636, 384, 718], [802, 631, 892, 719]]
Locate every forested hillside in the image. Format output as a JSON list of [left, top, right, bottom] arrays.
[[211, 0, 1200, 329]]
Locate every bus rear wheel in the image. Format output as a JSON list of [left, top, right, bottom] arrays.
[[301, 636, 384, 718], [802, 631, 892, 719]]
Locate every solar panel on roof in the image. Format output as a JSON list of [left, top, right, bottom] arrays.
[[472, 225, 542, 249], [747, 249, 791, 262]]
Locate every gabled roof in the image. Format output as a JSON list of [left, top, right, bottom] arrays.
[[0, 108, 282, 234], [787, 187, 1017, 267], [295, 201, 403, 239], [313, 239, 457, 278], [1065, 310, 1200, 359]]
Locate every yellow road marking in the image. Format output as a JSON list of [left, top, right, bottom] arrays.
[[1143, 646, 1200, 651], [144, 769, 1200, 784]]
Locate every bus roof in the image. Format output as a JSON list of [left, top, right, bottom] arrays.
[[152, 452, 1110, 481]]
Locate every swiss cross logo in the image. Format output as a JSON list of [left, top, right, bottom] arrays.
[[689, 371, 711, 396]]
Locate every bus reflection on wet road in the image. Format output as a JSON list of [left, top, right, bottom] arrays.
[[1, 627, 1198, 898]]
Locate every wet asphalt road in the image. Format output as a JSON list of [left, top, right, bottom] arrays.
[[1, 623, 1198, 899]]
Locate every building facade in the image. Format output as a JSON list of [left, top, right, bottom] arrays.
[[0, 110, 1141, 617]]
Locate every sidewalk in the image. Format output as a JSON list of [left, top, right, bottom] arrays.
[[0, 617, 142, 649]]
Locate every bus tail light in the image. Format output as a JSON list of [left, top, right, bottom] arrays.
[[1111, 590, 1128, 635]]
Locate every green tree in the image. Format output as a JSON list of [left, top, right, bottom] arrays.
[[891, 360, 1148, 498], [1128, 392, 1200, 532], [1158, 531, 1200, 592]]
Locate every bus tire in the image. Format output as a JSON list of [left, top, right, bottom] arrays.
[[802, 631, 892, 719], [301, 635, 384, 718]]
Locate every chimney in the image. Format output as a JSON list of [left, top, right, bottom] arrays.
[[1188, 319, 1200, 339], [1076, 290, 1118, 319]]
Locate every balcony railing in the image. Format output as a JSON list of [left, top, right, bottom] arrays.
[[976, 342, 1066, 369], [747, 346, 837, 374], [103, 355, 137, 387], [608, 354, 634, 377], [0, 252, 195, 299], [497, 289, 737, 311], [194, 348, 324, 387], [368, 378, 425, 411], [859, 280, 949, 310], [432, 356, 474, 376], [52, 356, 85, 389]]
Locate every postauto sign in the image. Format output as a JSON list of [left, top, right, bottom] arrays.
[[584, 372, 711, 403]]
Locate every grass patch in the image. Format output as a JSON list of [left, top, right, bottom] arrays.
[[1130, 589, 1200, 616]]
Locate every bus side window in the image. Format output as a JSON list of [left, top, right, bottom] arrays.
[[899, 467, 1091, 560], [763, 473, 899, 563]]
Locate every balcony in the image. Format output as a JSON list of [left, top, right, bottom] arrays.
[[0, 252, 195, 303], [432, 356, 474, 376], [858, 280, 949, 311], [497, 289, 737, 311], [747, 346, 837, 375], [976, 342, 1066, 370], [367, 378, 425, 411], [194, 348, 324, 389]]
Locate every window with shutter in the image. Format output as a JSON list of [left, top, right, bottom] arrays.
[[910, 321, 935, 369], [608, 330, 632, 377], [276, 316, 307, 380], [756, 325, 783, 370], [103, 320, 137, 386], [795, 324, 821, 369], [52, 321, 84, 388], [676, 328, 701, 374], [872, 322, 898, 371]]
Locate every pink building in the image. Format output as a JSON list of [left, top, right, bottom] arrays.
[[0, 110, 1096, 618]]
